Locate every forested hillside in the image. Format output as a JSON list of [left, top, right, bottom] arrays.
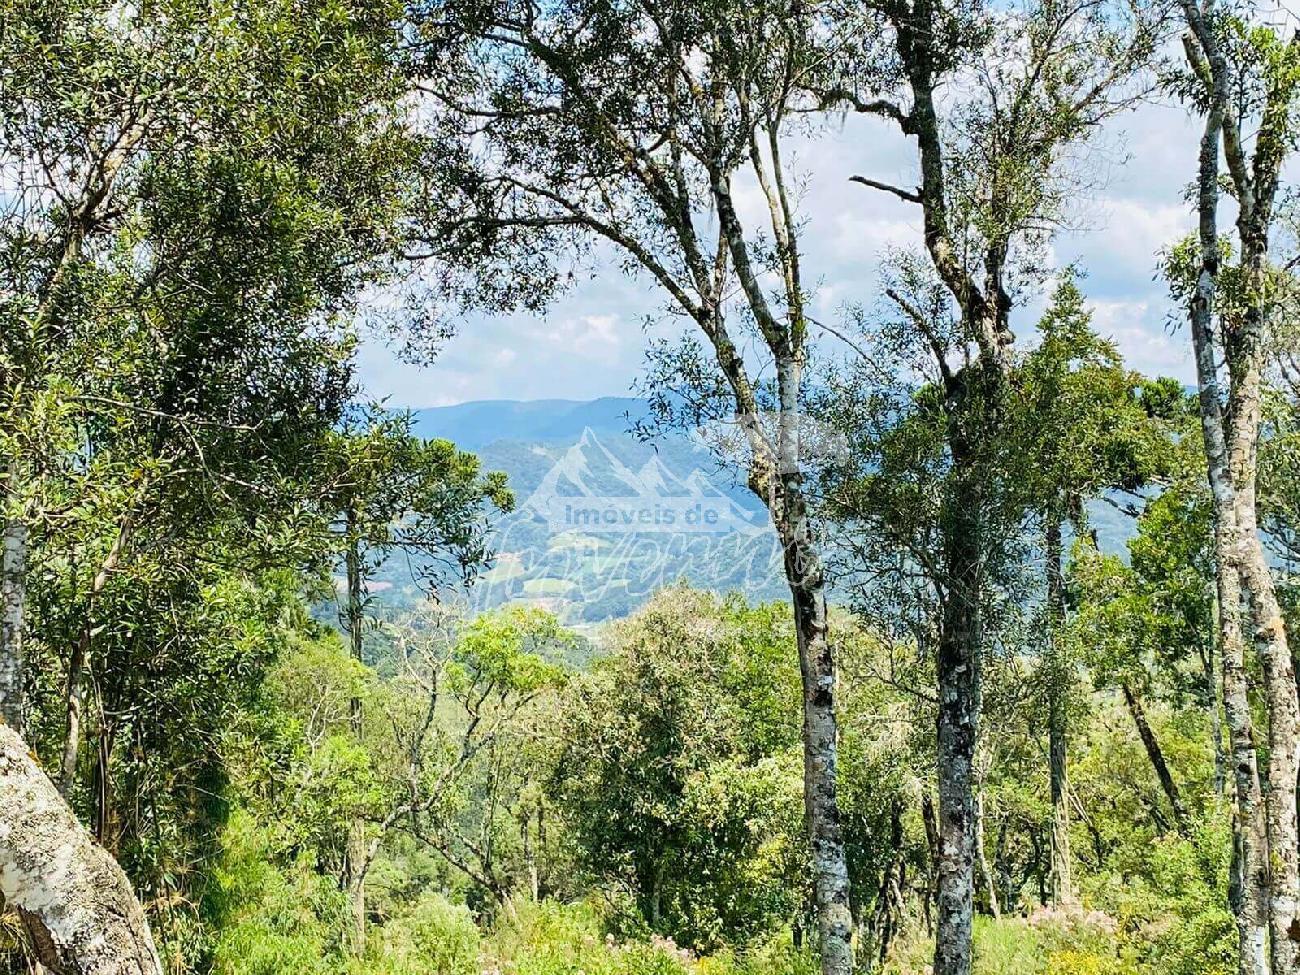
[[5, 2, 1300, 975], [388, 399, 1139, 626]]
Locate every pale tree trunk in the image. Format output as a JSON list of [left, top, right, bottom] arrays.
[[974, 788, 1000, 919], [1228, 251, 1300, 970], [59, 625, 90, 799], [344, 526, 366, 957], [1180, 13, 1273, 969], [780, 507, 854, 975], [707, 156, 855, 972], [1221, 538, 1271, 975], [1185, 5, 1300, 962], [1235, 502, 1300, 972], [0, 519, 27, 732], [0, 723, 161, 975], [884, 10, 1011, 968], [1045, 516, 1075, 904]]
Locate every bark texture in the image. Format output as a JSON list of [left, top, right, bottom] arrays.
[[0, 521, 27, 733], [0, 723, 161, 975], [1181, 6, 1300, 969], [784, 522, 853, 975], [934, 455, 981, 975], [712, 154, 856, 975], [883, 2, 1017, 966]]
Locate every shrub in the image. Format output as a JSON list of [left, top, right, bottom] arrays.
[[375, 893, 481, 975], [207, 810, 347, 975], [485, 900, 701, 975]]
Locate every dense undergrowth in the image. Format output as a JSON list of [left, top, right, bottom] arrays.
[[197, 802, 1234, 975]]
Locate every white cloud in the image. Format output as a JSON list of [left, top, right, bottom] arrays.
[[1089, 298, 1193, 381], [357, 89, 1210, 406]]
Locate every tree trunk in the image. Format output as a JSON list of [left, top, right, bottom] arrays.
[[935, 448, 982, 975], [921, 790, 940, 933], [0, 723, 162, 975], [93, 705, 115, 850], [705, 161, 854, 972], [866, 799, 905, 967], [344, 527, 366, 957], [974, 788, 999, 919], [1200, 645, 1227, 797], [60, 517, 134, 799], [1219, 536, 1270, 975], [1179, 17, 1272, 969], [1232, 442, 1300, 974], [1121, 683, 1191, 837], [782, 513, 854, 975], [1045, 515, 1075, 905], [0, 519, 26, 733], [59, 624, 90, 799]]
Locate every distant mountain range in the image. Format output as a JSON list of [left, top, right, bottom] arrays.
[[373, 399, 785, 627], [408, 397, 648, 451], [369, 398, 1139, 628]]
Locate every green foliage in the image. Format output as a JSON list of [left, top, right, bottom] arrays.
[[453, 606, 569, 694], [552, 588, 806, 950], [28, 574, 1234, 975], [208, 808, 350, 975], [370, 894, 481, 975], [1068, 483, 1218, 711], [1099, 823, 1235, 975], [1, 0, 1274, 970], [1015, 272, 1179, 513], [324, 406, 514, 606]]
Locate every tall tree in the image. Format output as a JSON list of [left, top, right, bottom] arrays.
[[1172, 7, 1300, 969], [414, 3, 858, 969], [1, 0, 419, 963], [321, 407, 511, 953], [1017, 275, 1178, 902], [554, 588, 805, 948], [818, 1, 1157, 969]]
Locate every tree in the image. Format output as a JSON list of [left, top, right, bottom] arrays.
[[320, 409, 512, 953], [0, 722, 161, 974], [816, 1, 1158, 968], [393, 606, 569, 908], [0, 0, 416, 732], [1015, 274, 1179, 903], [552, 588, 805, 949], [1172, 6, 1300, 969], [1068, 542, 1196, 838], [1, 0, 419, 964], [306, 605, 570, 929], [414, 3, 859, 968]]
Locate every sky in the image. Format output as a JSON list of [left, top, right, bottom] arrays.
[[355, 98, 1204, 410]]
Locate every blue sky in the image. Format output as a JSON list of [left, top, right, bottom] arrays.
[[357, 99, 1202, 409]]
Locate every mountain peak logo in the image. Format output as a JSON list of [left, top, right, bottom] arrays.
[[520, 428, 766, 535]]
